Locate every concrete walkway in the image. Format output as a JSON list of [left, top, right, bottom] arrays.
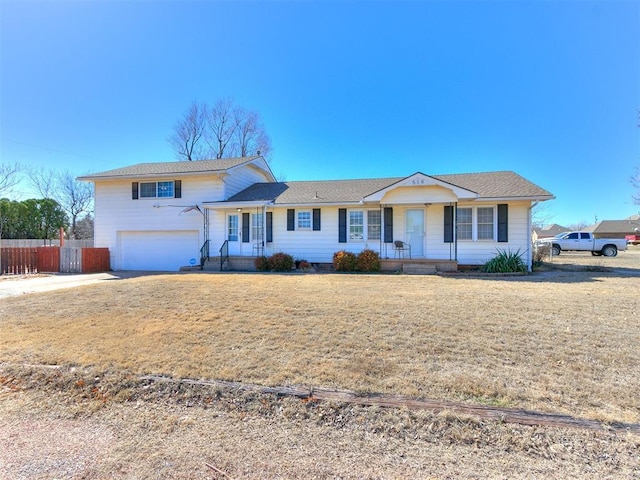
[[0, 272, 149, 299]]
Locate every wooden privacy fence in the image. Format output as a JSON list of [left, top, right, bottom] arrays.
[[0, 247, 110, 275]]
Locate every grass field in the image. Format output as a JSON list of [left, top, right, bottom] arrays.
[[1, 249, 639, 478]]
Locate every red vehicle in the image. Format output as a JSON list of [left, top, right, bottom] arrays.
[[625, 234, 640, 246]]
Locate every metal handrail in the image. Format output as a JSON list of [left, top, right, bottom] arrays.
[[199, 240, 210, 267], [219, 240, 229, 270]]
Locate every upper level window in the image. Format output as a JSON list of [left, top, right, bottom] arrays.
[[297, 211, 312, 230], [140, 181, 174, 198]]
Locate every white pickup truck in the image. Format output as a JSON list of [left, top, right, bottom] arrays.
[[538, 231, 627, 257]]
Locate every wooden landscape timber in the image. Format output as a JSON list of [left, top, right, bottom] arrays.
[[139, 374, 640, 434]]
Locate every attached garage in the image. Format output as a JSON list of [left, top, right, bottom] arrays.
[[118, 230, 200, 271]]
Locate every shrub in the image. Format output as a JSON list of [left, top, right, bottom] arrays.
[[356, 249, 380, 272], [268, 252, 294, 272], [254, 256, 270, 271], [483, 248, 527, 273], [297, 260, 311, 270], [333, 250, 357, 272], [532, 242, 550, 267]]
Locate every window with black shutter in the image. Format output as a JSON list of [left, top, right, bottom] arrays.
[[287, 209, 295, 231], [444, 205, 454, 243], [338, 208, 347, 243], [497, 204, 508, 242], [313, 208, 321, 231]]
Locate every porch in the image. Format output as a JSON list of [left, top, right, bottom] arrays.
[[202, 255, 457, 274]]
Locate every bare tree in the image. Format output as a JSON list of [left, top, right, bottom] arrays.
[[168, 101, 208, 161], [29, 166, 56, 198], [632, 166, 640, 205], [233, 107, 272, 158], [169, 97, 272, 161], [28, 168, 94, 239], [568, 221, 590, 230], [205, 97, 238, 159], [57, 170, 94, 239], [531, 202, 554, 228], [0, 162, 22, 197]]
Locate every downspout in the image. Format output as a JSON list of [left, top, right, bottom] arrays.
[[527, 201, 538, 272], [262, 204, 267, 256], [454, 202, 458, 262], [379, 204, 383, 258]]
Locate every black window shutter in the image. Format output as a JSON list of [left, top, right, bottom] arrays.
[[132, 182, 139, 200], [444, 205, 454, 243], [338, 208, 347, 243], [383, 207, 393, 243], [313, 208, 321, 231], [287, 209, 295, 231], [242, 212, 250, 243], [266, 212, 273, 243], [174, 180, 181, 198], [498, 204, 508, 242]]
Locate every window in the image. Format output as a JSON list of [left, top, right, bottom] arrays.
[[140, 181, 174, 198], [477, 207, 494, 240], [297, 210, 312, 230], [349, 211, 364, 240], [367, 210, 381, 240], [456, 208, 472, 240], [228, 215, 239, 241], [252, 213, 264, 241], [346, 210, 381, 242], [140, 182, 157, 198], [456, 206, 495, 241], [157, 181, 174, 198]]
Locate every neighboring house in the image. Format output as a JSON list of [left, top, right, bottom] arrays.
[[532, 223, 569, 242], [79, 157, 554, 272], [585, 215, 640, 239]]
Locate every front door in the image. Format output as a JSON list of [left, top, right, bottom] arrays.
[[405, 209, 424, 257]]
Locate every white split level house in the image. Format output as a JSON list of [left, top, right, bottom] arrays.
[[78, 156, 554, 272]]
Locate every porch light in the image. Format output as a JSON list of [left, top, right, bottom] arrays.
[[237, 208, 242, 212]]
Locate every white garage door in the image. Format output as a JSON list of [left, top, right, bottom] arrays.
[[120, 230, 200, 271]]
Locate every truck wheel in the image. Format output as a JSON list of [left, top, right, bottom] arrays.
[[601, 245, 617, 257], [552, 245, 561, 256]]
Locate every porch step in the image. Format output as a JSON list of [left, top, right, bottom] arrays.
[[402, 263, 437, 275]]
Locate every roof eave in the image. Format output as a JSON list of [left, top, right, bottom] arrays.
[[472, 195, 555, 203], [78, 170, 228, 182]]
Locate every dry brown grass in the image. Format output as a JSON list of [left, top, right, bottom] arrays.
[[1, 248, 639, 478]]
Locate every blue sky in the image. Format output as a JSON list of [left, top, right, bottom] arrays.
[[1, 0, 639, 227]]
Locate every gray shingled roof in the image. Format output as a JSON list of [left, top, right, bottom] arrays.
[[433, 171, 552, 199], [227, 171, 553, 204], [586, 220, 640, 235], [79, 157, 261, 179]]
